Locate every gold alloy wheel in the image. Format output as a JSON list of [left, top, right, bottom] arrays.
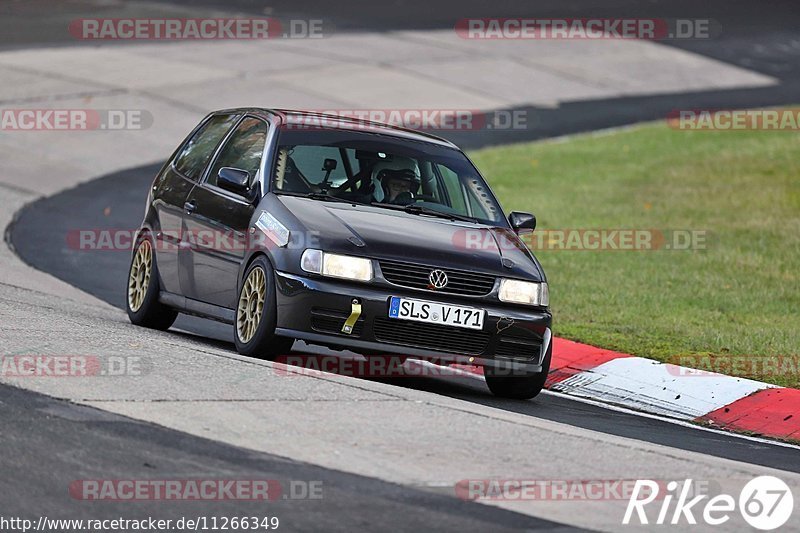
[[127, 239, 152, 312], [237, 266, 266, 344]]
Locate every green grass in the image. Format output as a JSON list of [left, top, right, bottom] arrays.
[[470, 118, 800, 387]]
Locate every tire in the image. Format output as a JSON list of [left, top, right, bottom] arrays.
[[126, 233, 178, 330], [234, 256, 294, 358], [484, 343, 552, 400]]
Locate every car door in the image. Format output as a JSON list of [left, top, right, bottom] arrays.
[[151, 113, 240, 295], [181, 116, 268, 309]]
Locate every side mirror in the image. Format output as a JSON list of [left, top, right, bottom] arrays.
[[322, 158, 338, 171], [509, 211, 536, 232], [217, 167, 250, 196]]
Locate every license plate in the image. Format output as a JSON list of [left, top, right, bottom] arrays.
[[388, 297, 485, 330]]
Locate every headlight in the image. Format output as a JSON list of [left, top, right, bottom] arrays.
[[301, 249, 373, 282], [498, 279, 549, 306]]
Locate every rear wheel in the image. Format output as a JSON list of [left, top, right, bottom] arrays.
[[234, 256, 294, 358], [484, 344, 552, 400], [126, 234, 178, 330]]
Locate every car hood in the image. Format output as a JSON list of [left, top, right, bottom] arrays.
[[275, 196, 544, 281]]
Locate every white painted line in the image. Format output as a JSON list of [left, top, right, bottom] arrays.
[[550, 357, 773, 420]]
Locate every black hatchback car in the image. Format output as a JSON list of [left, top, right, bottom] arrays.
[[127, 109, 552, 399]]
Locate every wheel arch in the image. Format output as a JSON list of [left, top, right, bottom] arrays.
[[238, 250, 277, 296]]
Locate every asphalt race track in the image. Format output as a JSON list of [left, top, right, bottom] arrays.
[[9, 164, 800, 473], [3, 1, 800, 531]]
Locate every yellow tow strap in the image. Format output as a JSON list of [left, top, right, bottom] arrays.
[[341, 299, 362, 334]]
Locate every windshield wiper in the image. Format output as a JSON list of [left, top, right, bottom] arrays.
[[372, 202, 478, 223], [305, 192, 351, 203], [280, 191, 367, 205], [406, 204, 478, 223]]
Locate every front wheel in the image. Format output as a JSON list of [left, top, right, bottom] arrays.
[[484, 344, 552, 400], [126, 234, 178, 330], [234, 256, 294, 358]]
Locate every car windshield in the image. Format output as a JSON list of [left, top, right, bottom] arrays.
[[271, 127, 506, 225]]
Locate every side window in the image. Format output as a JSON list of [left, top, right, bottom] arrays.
[[207, 117, 268, 188], [174, 114, 239, 181], [466, 186, 491, 219]]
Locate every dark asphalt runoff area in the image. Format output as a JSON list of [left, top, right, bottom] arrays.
[[0, 383, 579, 532]]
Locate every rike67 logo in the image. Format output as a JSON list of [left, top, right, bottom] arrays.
[[624, 476, 794, 530]]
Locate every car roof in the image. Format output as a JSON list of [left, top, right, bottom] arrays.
[[211, 107, 460, 149]]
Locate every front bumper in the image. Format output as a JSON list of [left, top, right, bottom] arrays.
[[274, 271, 552, 373]]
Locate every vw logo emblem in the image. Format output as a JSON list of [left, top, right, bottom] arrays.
[[428, 269, 448, 289]]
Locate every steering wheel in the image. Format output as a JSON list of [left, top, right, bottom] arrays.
[[415, 194, 438, 203], [391, 192, 415, 205]]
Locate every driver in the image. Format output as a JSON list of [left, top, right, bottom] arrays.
[[377, 168, 420, 204], [370, 155, 420, 203]]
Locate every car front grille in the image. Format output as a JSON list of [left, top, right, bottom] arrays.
[[372, 317, 490, 355], [378, 260, 496, 296]]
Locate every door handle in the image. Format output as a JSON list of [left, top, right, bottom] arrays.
[[184, 200, 197, 214]]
